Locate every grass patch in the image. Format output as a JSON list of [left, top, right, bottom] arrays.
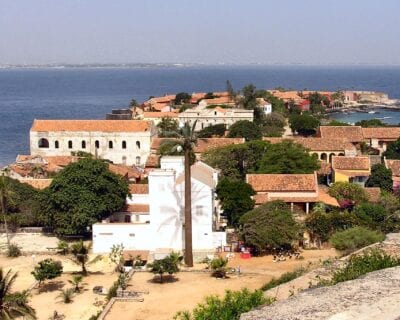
[[261, 268, 304, 291]]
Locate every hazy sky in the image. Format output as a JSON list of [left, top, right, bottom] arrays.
[[1, 0, 400, 65]]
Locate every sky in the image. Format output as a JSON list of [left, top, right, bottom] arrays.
[[1, 0, 400, 65]]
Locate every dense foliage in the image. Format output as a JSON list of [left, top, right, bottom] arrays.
[[216, 178, 255, 226], [157, 117, 180, 137], [257, 140, 320, 174], [158, 139, 196, 165], [366, 164, 393, 192], [355, 119, 387, 127], [289, 113, 320, 136], [210, 257, 229, 278], [329, 227, 385, 251], [227, 120, 262, 141], [174, 288, 270, 320], [174, 92, 191, 105], [328, 182, 369, 206], [383, 138, 400, 159], [197, 124, 226, 138], [261, 112, 285, 137], [240, 201, 301, 252], [37, 158, 129, 235], [31, 259, 63, 286], [331, 249, 400, 284], [148, 252, 183, 283]]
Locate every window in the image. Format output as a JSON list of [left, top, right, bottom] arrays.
[[68, 140, 73, 149], [38, 138, 49, 148], [135, 156, 141, 165], [81, 140, 86, 149], [122, 156, 127, 165], [136, 141, 141, 149], [122, 141, 127, 149], [109, 141, 113, 149], [54, 141, 59, 149], [95, 140, 100, 149], [124, 215, 131, 223]]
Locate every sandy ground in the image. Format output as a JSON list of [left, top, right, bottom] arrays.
[[0, 252, 118, 320], [0, 233, 60, 252], [106, 249, 337, 320]]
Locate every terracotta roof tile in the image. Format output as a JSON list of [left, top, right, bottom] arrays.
[[124, 204, 150, 213], [385, 159, 400, 176], [200, 97, 235, 105], [108, 164, 142, 179], [194, 138, 245, 153], [332, 156, 370, 171], [145, 154, 160, 168], [362, 127, 400, 140], [20, 179, 52, 189], [143, 112, 178, 119], [318, 126, 364, 143], [129, 184, 149, 194], [31, 120, 151, 132], [246, 173, 317, 192], [364, 187, 381, 203]]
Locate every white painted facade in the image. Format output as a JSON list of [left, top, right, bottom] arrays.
[[92, 157, 226, 254], [30, 120, 153, 166], [178, 107, 254, 131]]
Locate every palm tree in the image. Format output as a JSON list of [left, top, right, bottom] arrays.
[[0, 268, 36, 319], [70, 240, 90, 275], [179, 122, 197, 267], [68, 275, 83, 293], [0, 172, 14, 247], [57, 288, 74, 304]]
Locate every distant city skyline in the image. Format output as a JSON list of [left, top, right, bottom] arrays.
[[1, 0, 400, 65]]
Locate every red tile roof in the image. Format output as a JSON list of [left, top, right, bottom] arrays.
[[108, 164, 142, 179], [318, 126, 364, 143], [31, 120, 151, 132], [143, 112, 178, 119], [194, 138, 245, 153], [364, 187, 381, 203], [246, 173, 317, 192], [362, 127, 400, 140], [332, 156, 370, 171], [124, 204, 150, 213], [263, 137, 355, 152], [129, 184, 149, 194]]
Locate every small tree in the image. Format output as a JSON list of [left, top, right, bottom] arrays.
[[240, 201, 300, 252], [109, 243, 125, 272], [197, 124, 226, 138], [366, 164, 393, 192], [57, 289, 74, 304], [157, 117, 180, 137], [31, 259, 63, 287], [289, 113, 320, 136], [57, 240, 69, 255], [383, 139, 400, 159], [117, 272, 129, 291], [148, 252, 183, 283], [210, 257, 228, 278], [227, 120, 262, 141], [70, 240, 90, 275], [174, 92, 191, 105], [68, 275, 83, 293], [329, 182, 369, 207]]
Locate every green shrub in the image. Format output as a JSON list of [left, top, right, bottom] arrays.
[[329, 227, 384, 251], [261, 268, 304, 291], [174, 288, 272, 320], [57, 240, 69, 255], [7, 243, 21, 257], [332, 249, 400, 284], [210, 257, 228, 278], [57, 288, 74, 303], [107, 281, 119, 300]]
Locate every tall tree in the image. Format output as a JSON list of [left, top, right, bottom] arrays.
[[257, 140, 320, 174], [383, 139, 400, 159], [0, 269, 36, 319], [0, 172, 14, 246], [157, 117, 180, 137], [38, 158, 129, 236], [70, 240, 90, 275], [289, 113, 320, 136], [366, 164, 393, 192], [227, 120, 262, 141]]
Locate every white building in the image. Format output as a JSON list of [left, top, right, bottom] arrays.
[[30, 120, 154, 166], [92, 156, 226, 256], [257, 98, 272, 115], [178, 107, 254, 131]]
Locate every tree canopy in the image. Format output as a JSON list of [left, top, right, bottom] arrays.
[[37, 158, 129, 235], [227, 120, 262, 141], [197, 124, 226, 138], [289, 113, 320, 136], [366, 164, 393, 192], [174, 92, 191, 105], [31, 259, 63, 286], [383, 139, 400, 159], [328, 182, 369, 206], [240, 201, 300, 252], [257, 140, 320, 174], [355, 119, 387, 127], [157, 117, 180, 137], [216, 178, 255, 226]]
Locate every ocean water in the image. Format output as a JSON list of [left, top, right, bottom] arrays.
[[1, 65, 400, 166]]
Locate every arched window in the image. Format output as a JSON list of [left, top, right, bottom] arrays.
[[136, 141, 141, 149], [38, 138, 49, 148], [321, 153, 328, 162], [109, 141, 113, 149], [122, 156, 127, 165], [95, 140, 100, 149], [122, 141, 127, 149], [54, 141, 59, 149], [68, 141, 73, 149], [135, 156, 141, 165], [81, 140, 86, 149]]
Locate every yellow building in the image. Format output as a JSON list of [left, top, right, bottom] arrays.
[[332, 156, 370, 186]]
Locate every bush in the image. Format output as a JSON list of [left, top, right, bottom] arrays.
[[32, 258, 63, 286], [173, 288, 271, 320], [107, 281, 119, 300], [57, 240, 69, 255], [57, 288, 74, 303], [329, 227, 385, 252], [197, 124, 226, 138], [7, 243, 21, 257], [261, 268, 304, 291], [332, 249, 400, 284], [210, 257, 228, 278]]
